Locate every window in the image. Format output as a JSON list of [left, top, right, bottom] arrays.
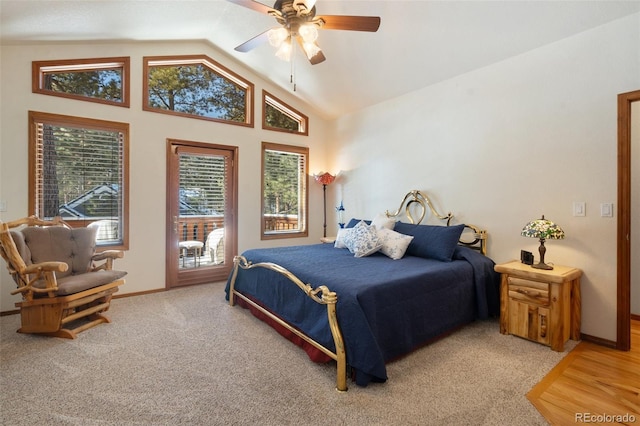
[[263, 91, 308, 135], [144, 55, 254, 127], [29, 111, 129, 249], [32, 57, 130, 107], [262, 142, 309, 239]]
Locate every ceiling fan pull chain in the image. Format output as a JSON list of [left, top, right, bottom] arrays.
[[291, 45, 297, 92]]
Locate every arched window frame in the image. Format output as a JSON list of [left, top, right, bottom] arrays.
[[263, 90, 309, 136], [143, 55, 254, 127]]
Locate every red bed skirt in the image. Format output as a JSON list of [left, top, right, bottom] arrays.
[[234, 295, 333, 364]]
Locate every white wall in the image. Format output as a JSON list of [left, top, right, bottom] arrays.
[[0, 40, 330, 312], [327, 13, 640, 342]]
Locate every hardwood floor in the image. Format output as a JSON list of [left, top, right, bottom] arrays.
[[528, 320, 640, 425]]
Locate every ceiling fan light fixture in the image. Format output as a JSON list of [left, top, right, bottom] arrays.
[[298, 24, 318, 43], [229, 0, 381, 69], [268, 27, 289, 47], [302, 42, 321, 60], [275, 38, 292, 61]]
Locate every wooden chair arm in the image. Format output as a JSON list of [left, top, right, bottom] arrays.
[[92, 250, 124, 261], [10, 262, 67, 299], [23, 261, 68, 275], [91, 250, 124, 271]]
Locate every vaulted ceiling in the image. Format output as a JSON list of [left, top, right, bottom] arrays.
[[2, 1, 639, 119]]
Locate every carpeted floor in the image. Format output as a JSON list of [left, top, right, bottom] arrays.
[[0, 282, 576, 425]]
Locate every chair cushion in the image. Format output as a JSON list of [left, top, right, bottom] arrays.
[[21, 226, 97, 278], [33, 269, 127, 296], [8, 230, 29, 268]]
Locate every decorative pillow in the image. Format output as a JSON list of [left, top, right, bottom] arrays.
[[345, 218, 370, 228], [377, 228, 414, 260], [334, 227, 352, 249], [343, 220, 382, 258], [371, 213, 395, 230], [394, 222, 465, 262]]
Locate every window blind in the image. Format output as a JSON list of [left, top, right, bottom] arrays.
[[178, 153, 227, 217], [263, 147, 307, 233], [34, 122, 124, 242]]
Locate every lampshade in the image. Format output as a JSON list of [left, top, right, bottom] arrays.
[[521, 215, 564, 270], [299, 24, 318, 43], [521, 215, 565, 240], [314, 172, 335, 186], [302, 42, 322, 60], [275, 38, 292, 62], [267, 27, 289, 47]]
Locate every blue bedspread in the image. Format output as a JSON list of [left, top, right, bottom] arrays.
[[225, 244, 499, 386]]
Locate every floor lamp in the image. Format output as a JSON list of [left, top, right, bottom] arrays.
[[314, 172, 335, 237]]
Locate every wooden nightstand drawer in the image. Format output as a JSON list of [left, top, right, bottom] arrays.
[[508, 277, 549, 306]]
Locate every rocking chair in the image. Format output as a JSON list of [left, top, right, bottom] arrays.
[[0, 216, 127, 338]]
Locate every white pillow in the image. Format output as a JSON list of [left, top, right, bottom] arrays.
[[371, 213, 395, 230], [343, 221, 382, 258], [334, 227, 352, 249], [377, 228, 414, 260]]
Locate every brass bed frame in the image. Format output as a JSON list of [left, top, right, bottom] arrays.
[[227, 190, 487, 392]]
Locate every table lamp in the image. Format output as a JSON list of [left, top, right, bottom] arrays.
[[521, 215, 565, 270]]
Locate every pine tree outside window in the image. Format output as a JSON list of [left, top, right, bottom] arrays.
[[29, 111, 129, 249], [144, 55, 254, 127], [32, 57, 129, 107], [261, 142, 309, 239], [263, 91, 308, 135]]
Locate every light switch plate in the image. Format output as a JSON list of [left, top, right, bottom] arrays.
[[600, 203, 613, 217], [573, 201, 585, 217]]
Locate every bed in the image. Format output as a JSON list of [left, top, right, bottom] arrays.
[[225, 190, 500, 391]]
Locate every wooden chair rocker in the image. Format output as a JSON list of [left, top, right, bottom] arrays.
[[0, 216, 126, 338]]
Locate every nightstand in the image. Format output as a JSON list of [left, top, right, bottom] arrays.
[[494, 260, 582, 351]]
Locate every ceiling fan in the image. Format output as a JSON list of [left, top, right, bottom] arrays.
[[228, 0, 381, 65]]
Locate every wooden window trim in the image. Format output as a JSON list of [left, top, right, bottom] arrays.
[[28, 111, 130, 251], [261, 141, 309, 240], [143, 55, 254, 127], [32, 57, 130, 108], [262, 90, 309, 136]]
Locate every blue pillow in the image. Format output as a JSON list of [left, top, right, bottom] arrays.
[[394, 223, 465, 262]]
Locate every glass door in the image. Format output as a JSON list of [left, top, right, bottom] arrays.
[[166, 140, 237, 288]]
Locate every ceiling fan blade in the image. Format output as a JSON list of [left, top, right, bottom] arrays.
[[296, 36, 326, 65], [309, 50, 326, 65], [234, 29, 271, 52], [317, 15, 381, 32], [227, 0, 276, 16]]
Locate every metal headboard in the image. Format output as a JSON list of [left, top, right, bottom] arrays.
[[385, 190, 452, 225], [385, 190, 487, 255]]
